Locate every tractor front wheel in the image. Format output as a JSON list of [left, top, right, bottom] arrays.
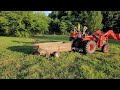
[[83, 40, 96, 54], [101, 44, 109, 53]]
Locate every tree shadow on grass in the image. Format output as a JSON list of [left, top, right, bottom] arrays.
[[7, 46, 33, 54], [33, 40, 61, 43], [12, 40, 33, 44], [12, 40, 60, 44], [33, 35, 69, 42], [108, 39, 120, 45]]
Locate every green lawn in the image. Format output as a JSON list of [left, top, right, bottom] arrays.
[[0, 35, 120, 79]]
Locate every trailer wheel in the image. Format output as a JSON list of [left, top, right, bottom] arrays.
[[54, 51, 60, 57], [102, 44, 109, 53], [83, 40, 96, 54]]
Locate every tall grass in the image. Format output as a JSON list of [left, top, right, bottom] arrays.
[[0, 36, 120, 79]]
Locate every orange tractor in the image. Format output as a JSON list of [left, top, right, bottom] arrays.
[[70, 29, 120, 54]]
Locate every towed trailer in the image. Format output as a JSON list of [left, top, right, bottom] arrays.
[[33, 42, 72, 57]]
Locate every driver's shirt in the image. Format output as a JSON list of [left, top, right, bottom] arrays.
[[78, 31, 82, 38]]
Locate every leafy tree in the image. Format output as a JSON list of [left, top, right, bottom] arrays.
[[49, 18, 61, 34], [0, 11, 51, 37], [65, 20, 74, 33], [48, 11, 59, 19], [31, 13, 51, 35], [0, 16, 9, 35], [102, 11, 120, 32], [86, 11, 103, 32], [60, 21, 67, 34]]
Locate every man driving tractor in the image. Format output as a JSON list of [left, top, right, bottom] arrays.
[[70, 23, 88, 41]]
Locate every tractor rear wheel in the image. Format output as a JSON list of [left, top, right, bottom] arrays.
[[101, 44, 109, 53], [83, 40, 96, 54], [72, 38, 83, 48]]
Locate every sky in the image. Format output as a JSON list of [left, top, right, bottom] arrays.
[[44, 11, 52, 16], [33, 11, 52, 16]]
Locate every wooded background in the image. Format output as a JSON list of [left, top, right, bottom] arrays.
[[0, 11, 120, 37]]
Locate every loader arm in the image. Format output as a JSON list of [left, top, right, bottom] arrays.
[[106, 30, 120, 40], [93, 30, 120, 48], [104, 30, 118, 40], [84, 30, 120, 48], [93, 30, 120, 40]]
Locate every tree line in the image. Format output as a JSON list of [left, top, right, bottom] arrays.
[[0, 11, 120, 37], [49, 11, 120, 34]]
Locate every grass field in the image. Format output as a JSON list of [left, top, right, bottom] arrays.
[[0, 35, 120, 79]]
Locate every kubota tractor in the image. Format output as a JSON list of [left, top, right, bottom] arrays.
[[71, 30, 120, 54]]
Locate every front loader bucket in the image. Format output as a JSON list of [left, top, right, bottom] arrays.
[[107, 30, 120, 40], [116, 34, 120, 40]]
